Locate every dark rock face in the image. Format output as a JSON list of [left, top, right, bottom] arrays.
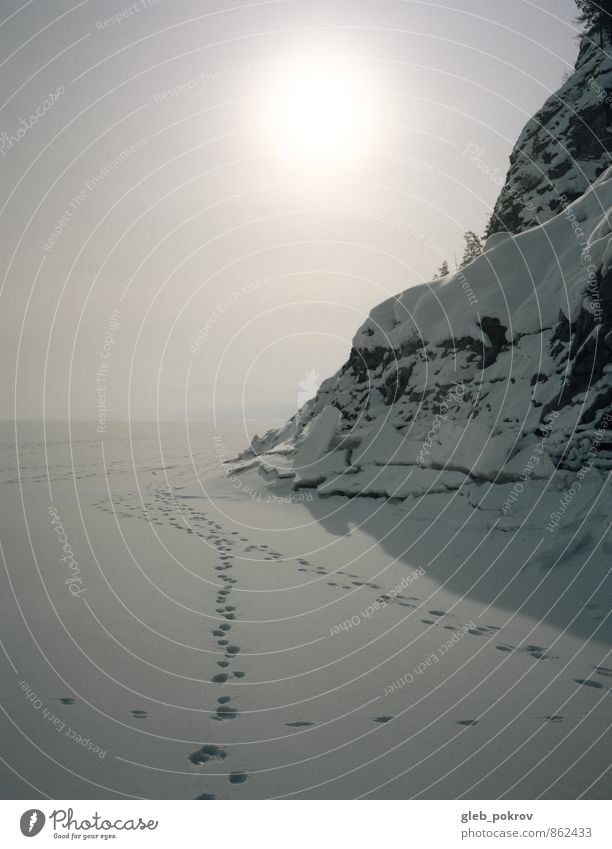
[[487, 36, 612, 236], [294, 292, 611, 472], [545, 267, 612, 429]]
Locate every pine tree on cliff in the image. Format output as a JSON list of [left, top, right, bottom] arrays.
[[433, 260, 450, 279], [460, 231, 484, 268], [575, 1, 612, 38]]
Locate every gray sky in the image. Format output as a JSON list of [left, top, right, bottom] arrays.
[[0, 0, 580, 421]]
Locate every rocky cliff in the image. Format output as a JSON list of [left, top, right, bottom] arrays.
[[488, 33, 612, 235], [238, 34, 612, 500]]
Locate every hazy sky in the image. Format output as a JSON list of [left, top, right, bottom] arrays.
[[0, 0, 580, 421]]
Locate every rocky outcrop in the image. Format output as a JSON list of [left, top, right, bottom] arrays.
[[240, 34, 612, 495], [488, 34, 612, 235]]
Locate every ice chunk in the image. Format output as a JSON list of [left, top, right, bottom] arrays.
[[293, 405, 341, 469]]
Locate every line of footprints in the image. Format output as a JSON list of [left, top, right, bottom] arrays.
[[93, 489, 612, 794], [189, 518, 248, 799]]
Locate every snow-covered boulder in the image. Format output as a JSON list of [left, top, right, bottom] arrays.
[[353, 419, 426, 467], [501, 445, 556, 482], [427, 421, 517, 481]]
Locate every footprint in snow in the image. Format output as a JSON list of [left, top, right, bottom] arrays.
[[195, 792, 216, 800], [129, 710, 147, 719], [543, 715, 564, 724], [228, 771, 248, 784], [574, 678, 604, 689], [373, 716, 393, 723], [457, 719, 478, 726], [521, 644, 555, 660], [286, 721, 314, 727], [214, 704, 238, 720], [189, 744, 227, 764]]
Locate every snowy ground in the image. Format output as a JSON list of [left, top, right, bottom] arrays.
[[0, 422, 611, 800]]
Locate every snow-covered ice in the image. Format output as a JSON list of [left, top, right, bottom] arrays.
[[1, 423, 610, 800]]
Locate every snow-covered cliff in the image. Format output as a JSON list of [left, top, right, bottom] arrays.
[[235, 35, 612, 506]]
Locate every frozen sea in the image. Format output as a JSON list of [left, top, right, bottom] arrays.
[[0, 421, 610, 800]]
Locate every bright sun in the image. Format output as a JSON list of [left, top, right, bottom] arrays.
[[261, 50, 378, 165]]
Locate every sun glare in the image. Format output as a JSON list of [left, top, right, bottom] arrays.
[[261, 50, 378, 165]]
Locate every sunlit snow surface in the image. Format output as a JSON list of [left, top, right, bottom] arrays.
[[1, 421, 610, 800]]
